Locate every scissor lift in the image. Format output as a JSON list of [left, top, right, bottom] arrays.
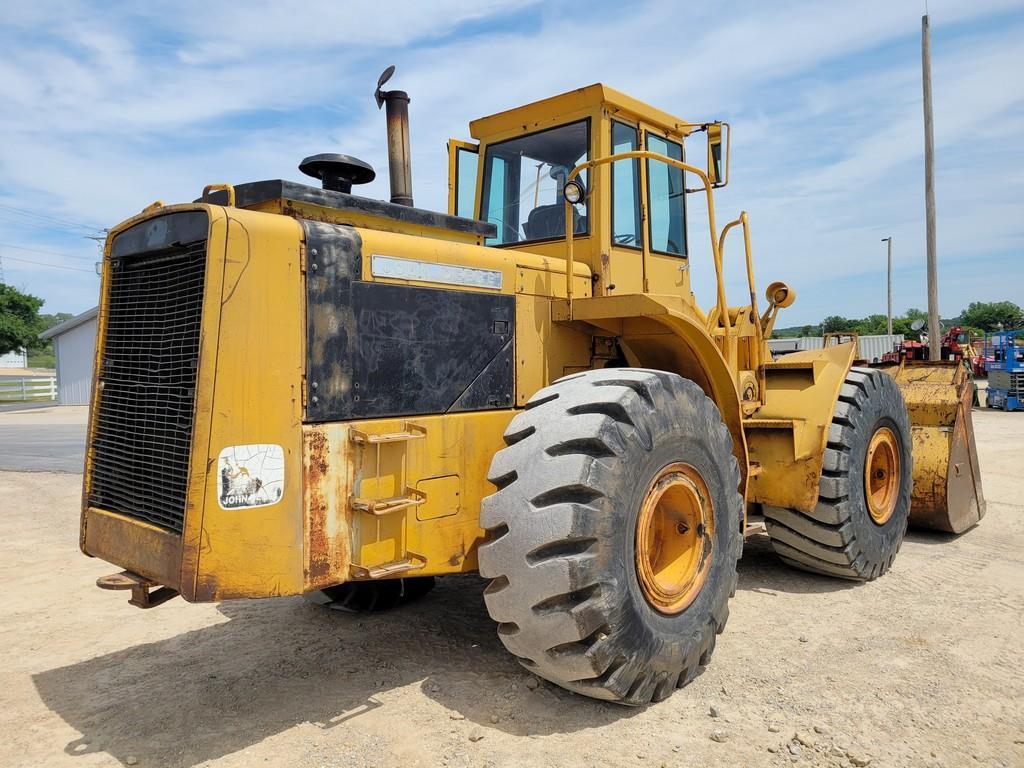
[[985, 329, 1024, 411]]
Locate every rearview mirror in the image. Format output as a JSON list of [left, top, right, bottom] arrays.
[[707, 122, 729, 187]]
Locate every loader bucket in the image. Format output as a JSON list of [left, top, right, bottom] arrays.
[[877, 360, 986, 533]]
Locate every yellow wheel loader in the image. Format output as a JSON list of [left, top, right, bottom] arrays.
[[83, 70, 985, 705]]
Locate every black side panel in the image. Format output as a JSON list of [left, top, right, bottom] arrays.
[[303, 221, 362, 421], [345, 281, 514, 418], [304, 220, 514, 421], [449, 338, 514, 412]]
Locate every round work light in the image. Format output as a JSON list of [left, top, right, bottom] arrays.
[[563, 179, 586, 205]]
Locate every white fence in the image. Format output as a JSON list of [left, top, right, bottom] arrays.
[[0, 376, 57, 402]]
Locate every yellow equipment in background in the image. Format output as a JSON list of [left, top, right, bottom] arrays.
[[878, 360, 985, 533], [80, 70, 985, 705]]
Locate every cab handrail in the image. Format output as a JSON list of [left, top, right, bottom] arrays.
[[563, 151, 729, 335]]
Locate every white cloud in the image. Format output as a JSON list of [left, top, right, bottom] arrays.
[[0, 0, 1020, 321]]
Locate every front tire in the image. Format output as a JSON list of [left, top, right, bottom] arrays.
[[478, 369, 743, 705], [765, 367, 912, 580]]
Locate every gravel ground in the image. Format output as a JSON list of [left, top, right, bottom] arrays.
[[0, 406, 1021, 768]]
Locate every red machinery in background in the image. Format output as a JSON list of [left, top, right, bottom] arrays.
[[882, 325, 972, 364]]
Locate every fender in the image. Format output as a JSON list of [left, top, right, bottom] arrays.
[[553, 294, 749, 513], [744, 343, 857, 513]]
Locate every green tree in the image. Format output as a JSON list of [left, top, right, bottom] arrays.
[[959, 301, 1023, 332], [854, 315, 882, 335], [0, 284, 45, 355], [821, 315, 856, 334]]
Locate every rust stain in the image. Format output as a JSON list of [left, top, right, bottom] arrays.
[[194, 572, 219, 602], [304, 428, 333, 586], [894, 359, 985, 533], [448, 540, 466, 566]]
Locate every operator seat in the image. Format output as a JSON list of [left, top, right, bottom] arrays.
[[523, 204, 581, 240]]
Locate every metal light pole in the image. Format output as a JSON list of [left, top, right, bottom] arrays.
[[882, 237, 893, 339], [922, 14, 940, 361]]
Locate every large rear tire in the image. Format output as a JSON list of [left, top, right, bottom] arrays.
[[765, 367, 911, 580], [478, 369, 743, 705]]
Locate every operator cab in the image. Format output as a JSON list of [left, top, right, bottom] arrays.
[[448, 84, 728, 298]]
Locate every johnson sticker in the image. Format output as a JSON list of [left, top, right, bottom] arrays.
[[217, 444, 285, 509]]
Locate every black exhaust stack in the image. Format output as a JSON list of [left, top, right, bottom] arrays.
[[375, 65, 414, 207]]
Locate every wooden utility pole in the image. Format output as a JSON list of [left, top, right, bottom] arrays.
[[922, 14, 940, 360], [882, 237, 893, 338]]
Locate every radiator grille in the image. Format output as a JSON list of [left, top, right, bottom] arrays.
[[88, 240, 207, 534]]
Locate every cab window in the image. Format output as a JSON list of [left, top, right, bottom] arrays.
[[455, 147, 478, 219], [646, 134, 687, 256], [611, 121, 641, 248], [480, 120, 589, 245]]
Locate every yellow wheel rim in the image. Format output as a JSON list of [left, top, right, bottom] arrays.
[[865, 427, 900, 525], [635, 462, 714, 615]]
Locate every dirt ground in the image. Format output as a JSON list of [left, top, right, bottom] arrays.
[[1, 407, 1021, 768]]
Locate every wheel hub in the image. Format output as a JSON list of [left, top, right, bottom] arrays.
[[865, 426, 900, 525], [635, 462, 714, 615]]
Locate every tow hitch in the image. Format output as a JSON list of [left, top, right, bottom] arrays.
[[96, 571, 180, 609]]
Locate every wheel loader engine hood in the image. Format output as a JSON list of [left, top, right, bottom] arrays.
[[81, 185, 513, 602]]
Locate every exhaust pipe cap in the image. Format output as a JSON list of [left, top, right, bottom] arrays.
[[299, 153, 375, 194]]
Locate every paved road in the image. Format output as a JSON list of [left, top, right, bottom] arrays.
[[0, 406, 87, 473]]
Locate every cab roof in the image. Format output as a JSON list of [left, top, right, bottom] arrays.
[[468, 83, 697, 140]]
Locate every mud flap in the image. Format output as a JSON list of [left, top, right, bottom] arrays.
[[877, 360, 986, 533]]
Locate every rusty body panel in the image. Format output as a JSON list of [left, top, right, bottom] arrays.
[[878, 360, 986, 533], [302, 411, 513, 588], [84, 508, 183, 589]]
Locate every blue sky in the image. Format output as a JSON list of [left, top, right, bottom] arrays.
[[1, 0, 1021, 324]]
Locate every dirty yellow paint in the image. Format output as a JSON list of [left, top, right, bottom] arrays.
[[191, 207, 307, 600], [880, 360, 986, 533], [745, 343, 856, 513], [82, 82, 980, 604]]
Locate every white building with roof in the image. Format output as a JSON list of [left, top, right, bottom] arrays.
[[38, 307, 98, 405]]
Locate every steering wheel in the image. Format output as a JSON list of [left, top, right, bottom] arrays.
[[614, 233, 638, 245]]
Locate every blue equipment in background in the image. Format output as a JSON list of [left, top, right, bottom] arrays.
[[985, 329, 1023, 411]]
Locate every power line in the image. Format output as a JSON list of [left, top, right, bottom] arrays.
[[0, 212, 102, 238], [1, 255, 97, 274], [0, 203, 103, 232], [0, 242, 98, 262]]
